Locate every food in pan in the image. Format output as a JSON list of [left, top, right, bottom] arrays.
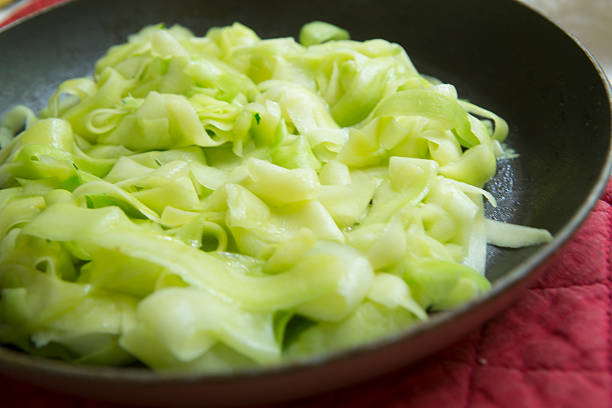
[[0, 22, 551, 371]]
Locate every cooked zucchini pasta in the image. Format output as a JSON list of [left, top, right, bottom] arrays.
[[0, 22, 551, 371]]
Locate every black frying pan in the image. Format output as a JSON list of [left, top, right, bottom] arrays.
[[0, 0, 610, 406]]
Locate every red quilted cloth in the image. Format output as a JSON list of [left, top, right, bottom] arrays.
[[1, 2, 611, 407]]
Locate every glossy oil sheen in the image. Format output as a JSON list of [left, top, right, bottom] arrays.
[[0, 0, 610, 406]]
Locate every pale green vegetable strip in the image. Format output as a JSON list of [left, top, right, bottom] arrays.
[[462, 208, 488, 275], [367, 273, 427, 320], [485, 219, 553, 248], [460, 100, 509, 142], [299, 21, 350, 47], [127, 288, 279, 364]]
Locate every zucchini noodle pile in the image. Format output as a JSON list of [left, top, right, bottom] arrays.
[[0, 22, 551, 371]]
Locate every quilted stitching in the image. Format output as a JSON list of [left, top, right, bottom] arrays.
[[480, 285, 610, 371], [469, 368, 611, 408], [533, 205, 611, 288]]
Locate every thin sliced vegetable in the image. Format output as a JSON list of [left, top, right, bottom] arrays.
[[0, 21, 550, 372]]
